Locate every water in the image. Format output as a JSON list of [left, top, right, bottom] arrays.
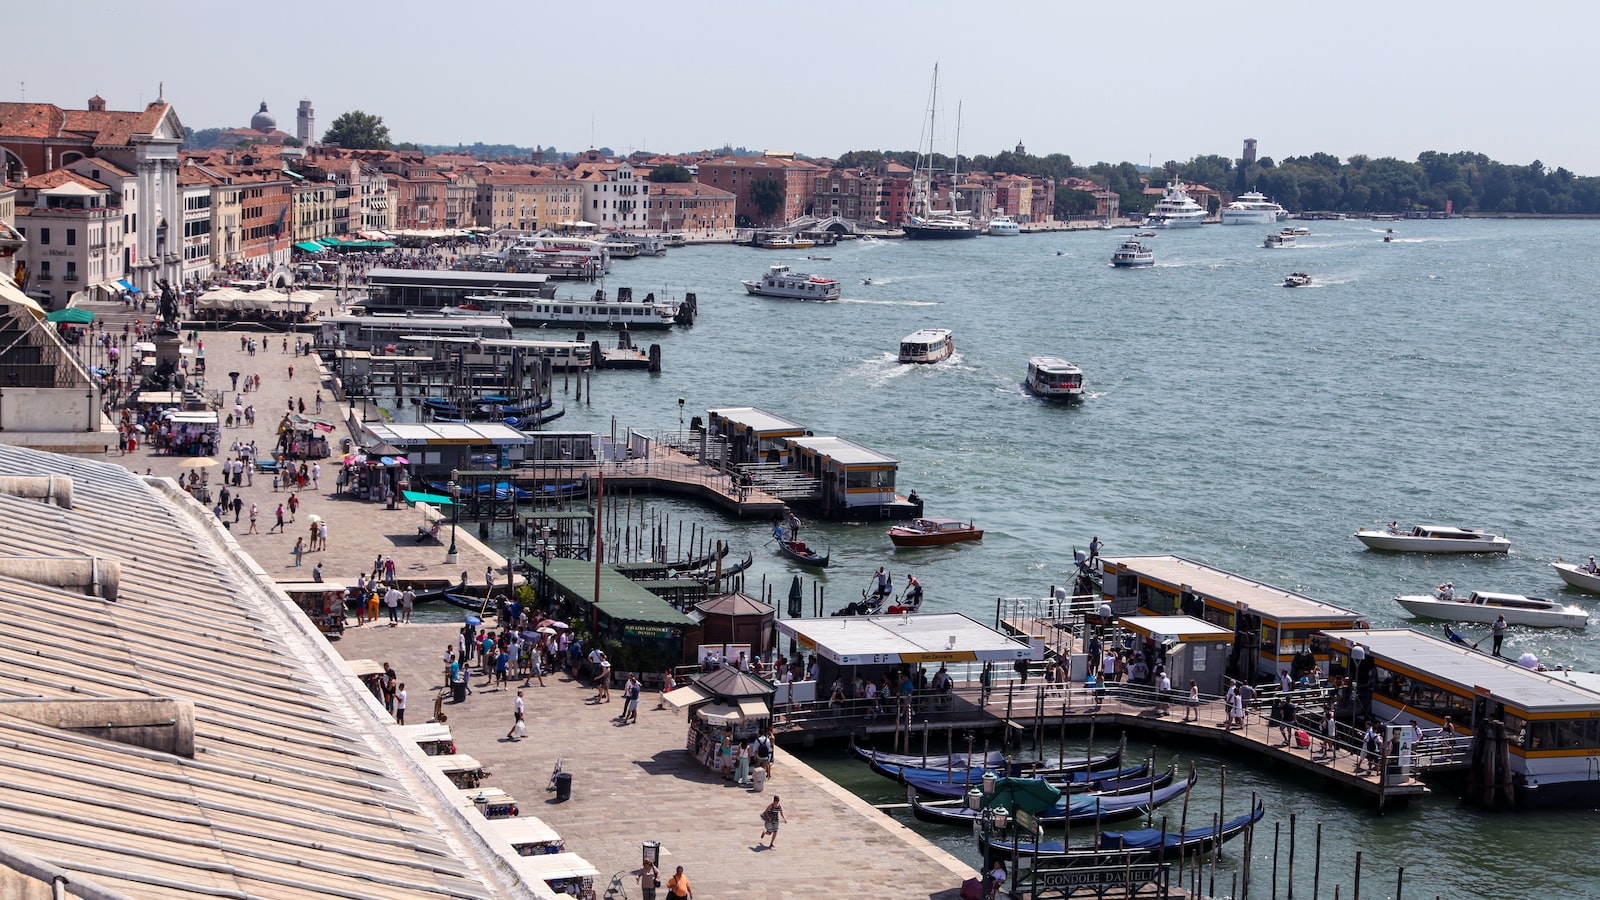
[[460, 220, 1600, 898]]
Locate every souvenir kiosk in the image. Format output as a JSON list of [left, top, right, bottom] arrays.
[[692, 591, 775, 658], [275, 581, 349, 636], [662, 665, 775, 773]]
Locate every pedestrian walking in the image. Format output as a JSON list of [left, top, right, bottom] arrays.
[[637, 858, 659, 900], [665, 866, 692, 900], [287, 493, 298, 521], [311, 462, 321, 490], [506, 691, 526, 741], [247, 503, 259, 533], [621, 674, 641, 723], [270, 503, 285, 533]]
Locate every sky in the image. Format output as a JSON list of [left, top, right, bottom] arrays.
[[12, 1, 1599, 174]]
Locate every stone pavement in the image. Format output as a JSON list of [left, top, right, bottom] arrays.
[[336, 623, 975, 900], [72, 296, 505, 593]]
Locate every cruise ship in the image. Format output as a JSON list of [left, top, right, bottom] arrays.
[[1221, 191, 1289, 225], [1143, 182, 1207, 228]]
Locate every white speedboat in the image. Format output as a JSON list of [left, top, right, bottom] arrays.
[[1143, 182, 1207, 228], [1263, 233, 1296, 249], [899, 328, 954, 364], [1110, 239, 1154, 268], [986, 212, 1020, 236], [1554, 560, 1600, 595], [1220, 191, 1288, 225], [1024, 357, 1084, 401], [741, 264, 841, 301], [1282, 272, 1312, 288], [1355, 524, 1512, 554], [1395, 589, 1588, 629]]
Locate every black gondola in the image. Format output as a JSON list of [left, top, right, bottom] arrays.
[[977, 799, 1264, 865], [776, 538, 830, 568]]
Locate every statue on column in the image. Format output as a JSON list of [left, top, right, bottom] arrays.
[[157, 280, 179, 332]]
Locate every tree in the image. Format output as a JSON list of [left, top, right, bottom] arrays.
[[322, 111, 392, 150], [648, 163, 693, 183], [749, 176, 786, 223]]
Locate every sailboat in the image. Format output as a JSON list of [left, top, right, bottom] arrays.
[[903, 65, 981, 240]]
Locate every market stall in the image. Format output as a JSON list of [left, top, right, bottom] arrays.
[[663, 666, 774, 774], [509, 852, 598, 900]]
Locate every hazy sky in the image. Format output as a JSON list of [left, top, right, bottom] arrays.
[[12, 2, 1598, 173]]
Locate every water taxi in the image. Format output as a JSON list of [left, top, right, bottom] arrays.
[[886, 517, 983, 548], [1356, 524, 1512, 554], [1395, 588, 1588, 628], [757, 234, 815, 250], [742, 264, 841, 301], [1282, 273, 1313, 288], [1024, 357, 1085, 401], [1553, 560, 1600, 594], [898, 328, 954, 364], [1263, 233, 1296, 249]]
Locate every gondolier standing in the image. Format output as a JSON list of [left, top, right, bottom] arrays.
[[1491, 614, 1508, 657]]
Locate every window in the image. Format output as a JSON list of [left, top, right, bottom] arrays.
[[39, 228, 50, 245], [67, 228, 77, 246]]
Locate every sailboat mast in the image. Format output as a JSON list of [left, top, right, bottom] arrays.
[[952, 100, 962, 216]]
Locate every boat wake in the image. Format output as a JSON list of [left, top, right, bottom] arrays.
[[838, 297, 939, 307]]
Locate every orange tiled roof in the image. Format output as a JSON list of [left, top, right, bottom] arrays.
[[77, 156, 133, 178], [22, 169, 108, 191], [0, 103, 67, 139], [61, 102, 173, 146], [651, 182, 734, 198]]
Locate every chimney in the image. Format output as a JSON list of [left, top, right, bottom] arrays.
[[87, 95, 106, 112]]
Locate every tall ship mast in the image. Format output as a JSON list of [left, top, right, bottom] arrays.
[[903, 65, 980, 240]]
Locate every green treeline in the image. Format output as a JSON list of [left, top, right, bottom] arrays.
[[836, 148, 1600, 218]]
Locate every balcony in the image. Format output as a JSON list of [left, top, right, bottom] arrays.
[[63, 273, 80, 283]]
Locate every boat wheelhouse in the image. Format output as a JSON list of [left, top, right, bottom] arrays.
[[741, 264, 841, 301], [363, 267, 554, 314], [1325, 628, 1600, 807], [1100, 555, 1364, 681], [898, 328, 955, 364], [452, 286, 686, 329], [1110, 239, 1154, 268], [1024, 357, 1085, 401], [1355, 524, 1512, 554]]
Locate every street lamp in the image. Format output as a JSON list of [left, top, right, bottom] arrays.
[[446, 468, 460, 564], [539, 527, 553, 611]]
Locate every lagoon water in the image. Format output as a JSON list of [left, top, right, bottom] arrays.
[[475, 219, 1600, 898]]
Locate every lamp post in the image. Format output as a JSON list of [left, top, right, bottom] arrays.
[[539, 527, 553, 611], [446, 468, 460, 564]]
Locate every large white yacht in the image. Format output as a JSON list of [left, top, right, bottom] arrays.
[[1221, 190, 1288, 225], [1143, 182, 1207, 228]]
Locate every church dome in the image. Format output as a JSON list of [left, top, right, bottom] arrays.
[[250, 101, 276, 133]]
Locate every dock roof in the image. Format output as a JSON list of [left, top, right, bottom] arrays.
[[1106, 555, 1361, 624], [787, 435, 899, 467], [1325, 629, 1600, 716], [0, 443, 524, 898], [776, 613, 1029, 666], [366, 421, 532, 446], [542, 557, 696, 627], [706, 406, 806, 435]]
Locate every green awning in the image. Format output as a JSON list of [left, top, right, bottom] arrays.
[[542, 557, 696, 628], [46, 307, 95, 324], [403, 490, 454, 507], [317, 237, 344, 246], [294, 241, 324, 253]]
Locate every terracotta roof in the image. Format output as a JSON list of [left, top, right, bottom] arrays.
[[699, 156, 818, 171], [0, 103, 67, 139], [21, 169, 106, 192], [60, 101, 173, 146], [72, 156, 132, 178], [650, 182, 734, 198]]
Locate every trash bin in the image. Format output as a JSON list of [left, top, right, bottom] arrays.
[[451, 679, 467, 703], [642, 841, 660, 865], [554, 772, 573, 802]]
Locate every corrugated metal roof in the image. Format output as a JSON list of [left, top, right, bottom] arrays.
[[1325, 629, 1600, 715], [1105, 555, 1361, 623], [706, 406, 806, 435], [787, 435, 898, 467], [0, 444, 522, 898]]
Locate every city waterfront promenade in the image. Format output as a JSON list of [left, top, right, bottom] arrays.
[[336, 623, 974, 899]]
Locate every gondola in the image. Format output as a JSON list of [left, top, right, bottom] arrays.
[[776, 538, 830, 568], [686, 550, 754, 583], [406, 578, 468, 603], [870, 747, 1123, 786], [849, 745, 1008, 768], [911, 771, 1194, 828], [905, 764, 1169, 800], [443, 592, 491, 613], [665, 543, 730, 572], [977, 799, 1264, 865]]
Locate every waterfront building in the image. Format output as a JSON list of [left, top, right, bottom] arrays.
[[0, 94, 185, 293], [178, 165, 216, 284], [1100, 555, 1363, 681], [645, 181, 734, 233], [291, 176, 338, 244], [11, 170, 127, 308], [695, 155, 819, 226], [994, 174, 1035, 222], [574, 158, 651, 230]]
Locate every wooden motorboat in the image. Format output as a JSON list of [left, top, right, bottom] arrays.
[[1395, 588, 1588, 628], [776, 538, 829, 568], [887, 517, 983, 548], [1554, 560, 1600, 595], [1355, 524, 1510, 554]]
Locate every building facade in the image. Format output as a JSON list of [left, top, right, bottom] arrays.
[[12, 171, 126, 308], [646, 181, 734, 232], [695, 156, 818, 226]]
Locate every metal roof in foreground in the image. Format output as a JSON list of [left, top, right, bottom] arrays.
[[776, 612, 1029, 666], [1325, 628, 1600, 715], [0, 444, 535, 898]]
